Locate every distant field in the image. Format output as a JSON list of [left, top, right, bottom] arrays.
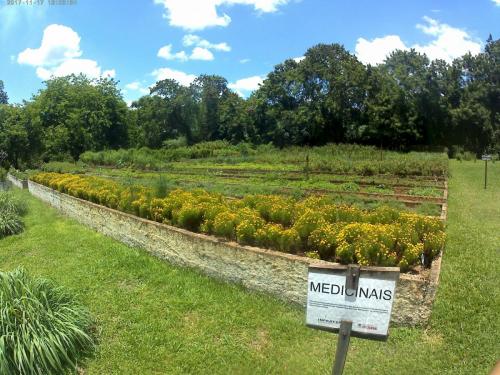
[[1, 160, 498, 374]]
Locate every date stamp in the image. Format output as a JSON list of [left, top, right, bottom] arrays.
[[5, 0, 77, 5]]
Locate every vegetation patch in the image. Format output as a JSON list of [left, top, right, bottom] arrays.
[[0, 191, 27, 238], [81, 142, 449, 177], [0, 268, 95, 375], [32, 172, 446, 270]]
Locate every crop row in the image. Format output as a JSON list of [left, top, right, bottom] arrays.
[[32, 173, 446, 271], [80, 142, 449, 177]]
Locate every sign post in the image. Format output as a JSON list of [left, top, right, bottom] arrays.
[[482, 154, 492, 189], [306, 264, 399, 374]]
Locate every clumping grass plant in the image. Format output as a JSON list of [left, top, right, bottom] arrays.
[[0, 192, 28, 238], [0, 268, 96, 375], [0, 210, 24, 238]]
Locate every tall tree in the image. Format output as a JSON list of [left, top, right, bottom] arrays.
[[0, 80, 8, 104], [190, 75, 229, 141]]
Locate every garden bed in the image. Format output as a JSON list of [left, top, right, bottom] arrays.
[[27, 179, 443, 326]]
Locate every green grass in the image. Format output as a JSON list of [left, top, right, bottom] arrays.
[[0, 160, 498, 374]]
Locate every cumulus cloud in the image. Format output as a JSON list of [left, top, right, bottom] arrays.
[[18, 24, 82, 66], [158, 35, 229, 63], [154, 0, 289, 30], [17, 24, 115, 80], [355, 17, 482, 65], [125, 81, 149, 94], [152, 67, 197, 86], [355, 35, 407, 65], [190, 47, 214, 61], [182, 34, 231, 51], [493, 0, 500, 5], [228, 75, 264, 96], [157, 44, 189, 61], [35, 59, 116, 81]]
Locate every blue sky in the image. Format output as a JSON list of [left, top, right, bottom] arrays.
[[1, 0, 499, 104]]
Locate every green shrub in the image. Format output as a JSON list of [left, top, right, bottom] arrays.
[[236, 217, 265, 245], [175, 203, 205, 231], [212, 211, 239, 239], [255, 223, 284, 249], [0, 268, 95, 375], [0, 210, 24, 238], [0, 191, 28, 216], [278, 228, 301, 253], [308, 223, 343, 259], [292, 210, 325, 241]]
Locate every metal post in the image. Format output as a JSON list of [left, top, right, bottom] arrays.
[[332, 320, 353, 375], [485, 160, 488, 189]]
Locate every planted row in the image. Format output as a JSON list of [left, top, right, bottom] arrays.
[[32, 173, 445, 270], [80, 142, 449, 177]]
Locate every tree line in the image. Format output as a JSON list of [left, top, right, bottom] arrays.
[[1, 36, 498, 168]]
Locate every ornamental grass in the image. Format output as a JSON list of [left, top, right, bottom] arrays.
[[0, 268, 95, 375]]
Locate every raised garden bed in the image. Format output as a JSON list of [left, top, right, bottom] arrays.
[[7, 173, 28, 189], [26, 179, 443, 326]]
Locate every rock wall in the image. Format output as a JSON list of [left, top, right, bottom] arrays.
[[27, 180, 442, 326], [7, 173, 28, 189]]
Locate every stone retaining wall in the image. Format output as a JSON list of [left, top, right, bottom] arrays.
[[7, 173, 28, 189], [27, 180, 442, 326]]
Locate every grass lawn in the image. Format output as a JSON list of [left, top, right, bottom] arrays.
[[0, 160, 498, 374]]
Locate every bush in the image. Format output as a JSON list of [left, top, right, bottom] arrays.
[[0, 192, 27, 238], [0, 210, 24, 238], [308, 223, 343, 260], [0, 268, 95, 375], [0, 191, 28, 216]]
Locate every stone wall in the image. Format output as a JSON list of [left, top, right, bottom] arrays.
[[7, 173, 28, 189], [27, 180, 442, 326]]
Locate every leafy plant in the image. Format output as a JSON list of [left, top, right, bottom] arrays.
[[0, 268, 96, 375], [0, 209, 24, 238]]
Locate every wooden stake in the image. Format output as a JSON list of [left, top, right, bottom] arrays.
[[485, 159, 488, 189], [332, 320, 353, 375]]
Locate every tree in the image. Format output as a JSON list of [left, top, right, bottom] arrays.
[[190, 75, 230, 141], [0, 80, 8, 104], [28, 75, 129, 160]]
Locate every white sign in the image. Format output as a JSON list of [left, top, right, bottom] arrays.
[[482, 154, 492, 161], [306, 266, 399, 339]]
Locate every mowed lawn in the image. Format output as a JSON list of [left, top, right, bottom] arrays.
[[0, 160, 498, 374]]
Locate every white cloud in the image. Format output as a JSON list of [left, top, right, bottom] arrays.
[[355, 35, 407, 65], [158, 35, 228, 63], [17, 24, 115, 80], [154, 0, 289, 30], [239, 58, 250, 64], [293, 56, 305, 63], [152, 67, 197, 86], [157, 44, 189, 61], [413, 16, 482, 62], [190, 47, 214, 61], [228, 75, 263, 96], [35, 59, 115, 81], [18, 24, 82, 66], [125, 81, 140, 90], [493, 0, 500, 5], [182, 34, 231, 51], [355, 17, 482, 65], [125, 81, 149, 94]]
